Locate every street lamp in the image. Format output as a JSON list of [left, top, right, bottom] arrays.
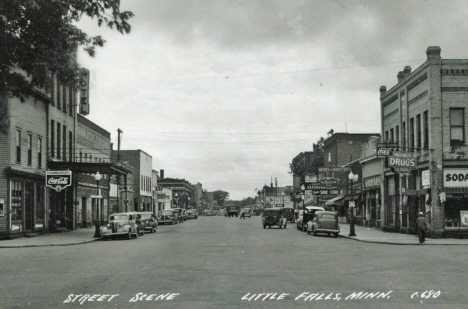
[[282, 191, 285, 207], [94, 171, 102, 238], [348, 170, 359, 237]]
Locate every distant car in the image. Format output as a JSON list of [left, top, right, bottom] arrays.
[[187, 209, 198, 219], [172, 208, 185, 223], [306, 211, 340, 237], [283, 208, 295, 223], [262, 208, 287, 229], [159, 209, 178, 225], [100, 212, 140, 240], [296, 206, 325, 232], [240, 208, 251, 218], [140, 212, 158, 233]]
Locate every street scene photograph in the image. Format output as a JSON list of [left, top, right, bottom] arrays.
[[2, 0, 468, 308]]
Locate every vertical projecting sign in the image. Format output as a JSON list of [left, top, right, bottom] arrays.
[[79, 68, 90, 115]]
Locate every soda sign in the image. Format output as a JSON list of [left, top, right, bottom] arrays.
[[444, 169, 468, 188], [388, 152, 416, 173], [46, 171, 72, 192]]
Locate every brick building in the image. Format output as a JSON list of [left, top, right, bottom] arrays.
[[380, 46, 468, 237]]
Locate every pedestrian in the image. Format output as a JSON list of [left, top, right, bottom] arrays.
[[240, 210, 245, 219], [415, 211, 427, 243]]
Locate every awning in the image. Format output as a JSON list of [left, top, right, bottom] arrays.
[[304, 196, 316, 206], [325, 195, 345, 206], [344, 193, 361, 201]]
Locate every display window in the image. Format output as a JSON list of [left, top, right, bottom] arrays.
[[445, 196, 468, 227], [11, 180, 23, 231]]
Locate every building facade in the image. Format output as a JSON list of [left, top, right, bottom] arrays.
[[158, 177, 194, 209], [380, 46, 468, 237]]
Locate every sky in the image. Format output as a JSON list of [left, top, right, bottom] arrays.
[[76, 0, 468, 200]]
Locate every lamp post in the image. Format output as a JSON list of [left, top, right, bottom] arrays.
[[94, 171, 102, 238], [348, 171, 358, 237], [282, 191, 285, 207]]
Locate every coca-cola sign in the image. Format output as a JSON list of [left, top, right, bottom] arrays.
[[46, 171, 72, 192]]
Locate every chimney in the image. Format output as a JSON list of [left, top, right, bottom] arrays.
[[404, 66, 412, 75], [397, 71, 405, 83], [426, 46, 441, 61], [379, 86, 387, 97], [160, 169, 164, 179]]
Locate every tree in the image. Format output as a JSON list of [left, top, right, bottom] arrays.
[[0, 0, 134, 131], [289, 136, 326, 177], [213, 190, 230, 206]]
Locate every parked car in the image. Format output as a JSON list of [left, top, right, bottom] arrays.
[[262, 208, 287, 229], [140, 211, 158, 233], [306, 211, 340, 237], [159, 209, 178, 225], [172, 208, 185, 222], [100, 212, 140, 240], [187, 209, 198, 219], [283, 208, 295, 223], [296, 206, 325, 232]]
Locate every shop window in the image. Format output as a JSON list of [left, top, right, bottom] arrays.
[[50, 120, 55, 157], [450, 108, 464, 146], [16, 130, 21, 163], [11, 181, 23, 223], [390, 128, 394, 143], [27, 134, 32, 165], [38, 137, 42, 168]]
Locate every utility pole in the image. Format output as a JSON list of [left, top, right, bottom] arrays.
[[117, 128, 123, 162]]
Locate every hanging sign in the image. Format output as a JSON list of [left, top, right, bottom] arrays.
[[388, 152, 417, 173], [46, 171, 72, 192], [377, 142, 399, 158]]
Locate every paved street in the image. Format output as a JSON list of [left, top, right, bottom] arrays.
[[1, 216, 467, 309]]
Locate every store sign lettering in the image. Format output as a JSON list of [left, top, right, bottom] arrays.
[[444, 169, 468, 188], [388, 152, 417, 173], [46, 171, 72, 192]]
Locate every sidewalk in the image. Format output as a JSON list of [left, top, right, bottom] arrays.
[[339, 223, 468, 245], [0, 228, 98, 248]]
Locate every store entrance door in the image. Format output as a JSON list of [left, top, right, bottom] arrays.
[[24, 182, 34, 231]]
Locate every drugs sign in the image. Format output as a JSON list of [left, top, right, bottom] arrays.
[[388, 152, 416, 174], [46, 171, 72, 192]]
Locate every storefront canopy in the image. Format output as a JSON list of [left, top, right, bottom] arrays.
[[325, 195, 345, 206]]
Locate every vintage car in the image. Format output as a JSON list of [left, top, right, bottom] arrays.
[[140, 211, 158, 233], [100, 212, 141, 240], [306, 211, 340, 237], [172, 208, 186, 222], [283, 208, 295, 223], [187, 209, 198, 219], [241, 208, 252, 218], [296, 206, 325, 232], [262, 208, 287, 229], [158, 209, 178, 225]]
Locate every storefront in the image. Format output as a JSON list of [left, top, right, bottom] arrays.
[[443, 168, 468, 236], [76, 177, 108, 228], [7, 169, 47, 236], [362, 175, 381, 228]]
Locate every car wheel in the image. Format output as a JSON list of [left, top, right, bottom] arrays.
[[334, 233, 339, 238], [263, 224, 266, 229], [127, 230, 132, 240]]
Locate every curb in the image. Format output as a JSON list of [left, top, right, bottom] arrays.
[[0, 238, 100, 248], [338, 235, 468, 245]]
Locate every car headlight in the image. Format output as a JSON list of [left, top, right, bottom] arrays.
[[106, 224, 111, 229]]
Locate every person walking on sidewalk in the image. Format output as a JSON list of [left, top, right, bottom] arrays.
[[415, 212, 427, 243]]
